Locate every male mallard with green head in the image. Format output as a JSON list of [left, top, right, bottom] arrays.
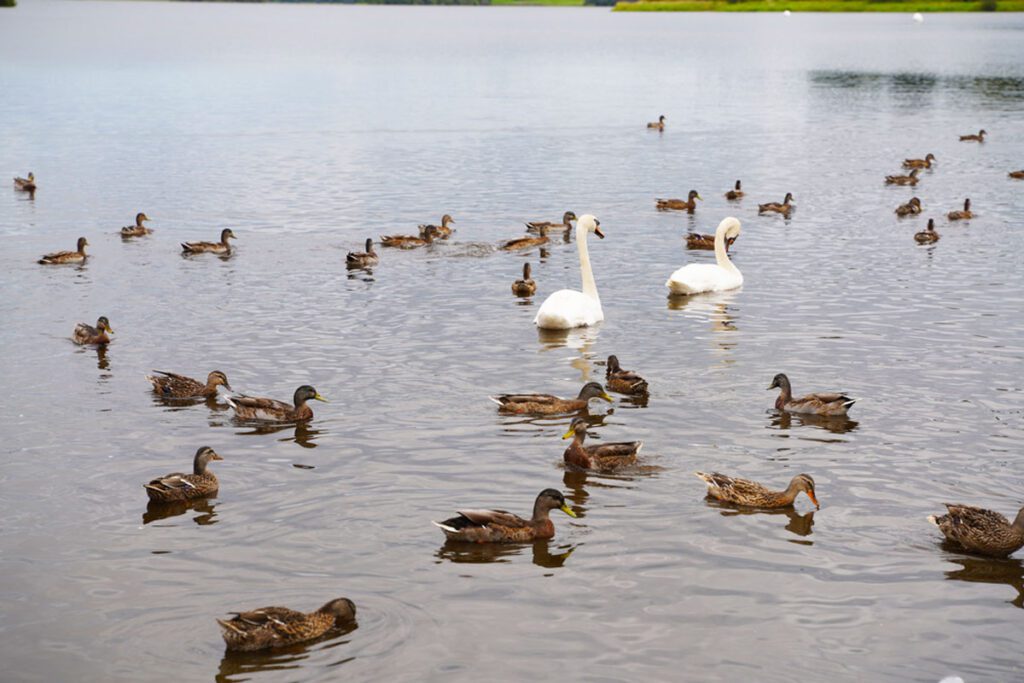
[[226, 385, 327, 422]]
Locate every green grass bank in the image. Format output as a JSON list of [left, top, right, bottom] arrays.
[[614, 0, 1024, 10]]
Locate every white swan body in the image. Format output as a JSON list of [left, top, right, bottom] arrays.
[[534, 215, 605, 330], [666, 217, 743, 296]]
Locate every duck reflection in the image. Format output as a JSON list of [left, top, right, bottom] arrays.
[[233, 422, 322, 448], [770, 410, 859, 435], [435, 539, 577, 569], [703, 498, 816, 538], [346, 267, 375, 283], [214, 625, 357, 683], [943, 553, 1024, 608], [94, 345, 110, 371], [143, 497, 218, 526], [152, 394, 230, 413]]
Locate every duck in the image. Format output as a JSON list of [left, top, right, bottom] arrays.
[[346, 238, 379, 268], [724, 180, 744, 200], [562, 418, 642, 472], [895, 197, 922, 217], [656, 190, 701, 212], [525, 211, 576, 235], [768, 373, 854, 417], [947, 198, 973, 221], [903, 153, 936, 169], [959, 129, 986, 142], [490, 381, 612, 415], [217, 598, 356, 652], [666, 217, 743, 296], [511, 262, 536, 297], [695, 472, 819, 509], [686, 229, 736, 251], [647, 115, 666, 130], [13, 172, 36, 192], [915, 218, 940, 244], [120, 213, 153, 237], [501, 226, 550, 251], [534, 215, 604, 329], [929, 504, 1024, 558], [885, 169, 920, 186], [182, 228, 235, 255], [757, 193, 794, 216], [1010, 170, 1024, 179], [381, 225, 438, 248], [144, 446, 223, 503], [147, 370, 231, 399], [605, 355, 648, 395], [432, 489, 576, 543], [418, 214, 455, 239], [226, 385, 328, 423], [72, 316, 113, 345], [39, 237, 88, 265]]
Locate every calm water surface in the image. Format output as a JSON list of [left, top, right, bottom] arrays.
[[2, 2, 1024, 681]]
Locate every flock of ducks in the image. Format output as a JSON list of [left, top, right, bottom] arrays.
[[14, 117, 1024, 653]]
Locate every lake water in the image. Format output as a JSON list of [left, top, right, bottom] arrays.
[[2, 2, 1024, 681]]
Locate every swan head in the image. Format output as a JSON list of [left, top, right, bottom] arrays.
[[577, 214, 604, 239], [578, 381, 613, 403], [715, 217, 742, 243]]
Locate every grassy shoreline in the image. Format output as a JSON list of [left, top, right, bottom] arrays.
[[614, 0, 1024, 10]]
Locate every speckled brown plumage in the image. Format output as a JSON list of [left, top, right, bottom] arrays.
[[14, 173, 36, 192], [346, 238, 379, 268], [914, 219, 940, 245], [695, 472, 819, 509], [768, 373, 854, 417], [72, 316, 113, 345], [947, 198, 973, 221], [605, 355, 648, 395], [724, 180, 744, 200], [226, 385, 327, 423], [501, 227, 549, 251], [758, 193, 794, 216], [959, 129, 986, 142], [930, 504, 1024, 558], [182, 228, 235, 254], [433, 489, 576, 543], [39, 237, 88, 265], [895, 197, 922, 217], [562, 418, 642, 472], [903, 154, 935, 169], [656, 190, 701, 212], [418, 214, 455, 238], [121, 213, 153, 237], [217, 597, 356, 652], [511, 262, 536, 296], [885, 169, 919, 186], [381, 225, 438, 248], [490, 382, 612, 415], [144, 447, 223, 503], [647, 115, 666, 130], [525, 211, 576, 235], [147, 370, 230, 399]]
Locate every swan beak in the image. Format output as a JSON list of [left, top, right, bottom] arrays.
[[314, 393, 329, 403], [807, 491, 820, 509], [594, 227, 605, 239], [560, 504, 578, 518], [600, 392, 614, 403], [562, 428, 575, 440]]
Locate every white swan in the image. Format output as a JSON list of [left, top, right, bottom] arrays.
[[534, 214, 604, 330], [666, 217, 743, 296]]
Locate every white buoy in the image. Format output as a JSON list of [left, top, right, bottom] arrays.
[[783, 9, 791, 16], [913, 12, 924, 22]]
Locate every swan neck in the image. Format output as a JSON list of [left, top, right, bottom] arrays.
[[714, 230, 737, 273], [577, 225, 599, 302]]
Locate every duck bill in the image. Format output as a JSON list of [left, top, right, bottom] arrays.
[[560, 504, 578, 518], [212, 452, 224, 461], [561, 429, 575, 440], [807, 492, 820, 509], [594, 227, 605, 239], [696, 194, 703, 201], [600, 392, 614, 403], [314, 393, 329, 403]]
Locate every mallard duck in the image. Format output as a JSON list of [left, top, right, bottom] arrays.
[[1010, 170, 1024, 179], [647, 115, 666, 130], [959, 129, 986, 142], [346, 238, 379, 268], [768, 373, 854, 417], [218, 598, 356, 652], [120, 213, 152, 237], [182, 228, 235, 254], [947, 198, 973, 221], [695, 472, 820, 509], [605, 355, 648, 395], [418, 214, 455, 239], [686, 230, 736, 251], [511, 262, 536, 297], [562, 418, 642, 471], [226, 385, 327, 423], [14, 172, 35, 192], [147, 370, 231, 399], [72, 316, 113, 345], [903, 153, 936, 169], [915, 218, 940, 244], [39, 237, 88, 265], [501, 226, 550, 252], [724, 180, 744, 201], [490, 382, 612, 415], [885, 169, 920, 186], [656, 190, 701, 212], [758, 193, 794, 216], [433, 488, 576, 543], [144, 446, 223, 503], [929, 504, 1024, 558], [525, 211, 576, 235], [895, 197, 922, 217], [381, 225, 438, 248]]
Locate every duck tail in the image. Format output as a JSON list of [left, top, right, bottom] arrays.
[[927, 515, 940, 527], [432, 520, 457, 533], [487, 396, 505, 406]]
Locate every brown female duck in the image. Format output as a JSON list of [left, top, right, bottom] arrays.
[[647, 115, 666, 130], [182, 228, 235, 254], [562, 418, 642, 472], [947, 198, 973, 221], [120, 213, 153, 237], [72, 316, 113, 345], [39, 237, 88, 265], [490, 382, 612, 415], [381, 225, 438, 248], [147, 370, 231, 399], [895, 197, 922, 217], [346, 238, 379, 268], [758, 193, 794, 216], [768, 373, 854, 417], [959, 129, 986, 142], [433, 488, 576, 543], [511, 262, 536, 297], [686, 230, 736, 252], [656, 190, 701, 212], [903, 153, 936, 169], [14, 172, 36, 192], [501, 225, 549, 251], [1010, 170, 1024, 179], [695, 472, 819, 509], [526, 211, 576, 235], [144, 446, 223, 503], [885, 169, 920, 186], [929, 504, 1024, 558], [418, 214, 455, 238], [218, 598, 356, 652], [226, 385, 327, 423], [914, 218, 940, 244], [724, 180, 744, 200], [605, 355, 648, 395]]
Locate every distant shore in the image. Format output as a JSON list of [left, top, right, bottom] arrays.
[[614, 0, 1023, 10]]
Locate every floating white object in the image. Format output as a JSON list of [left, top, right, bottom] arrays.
[[534, 215, 605, 330], [913, 12, 924, 22], [666, 217, 743, 296], [783, 9, 791, 15]]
